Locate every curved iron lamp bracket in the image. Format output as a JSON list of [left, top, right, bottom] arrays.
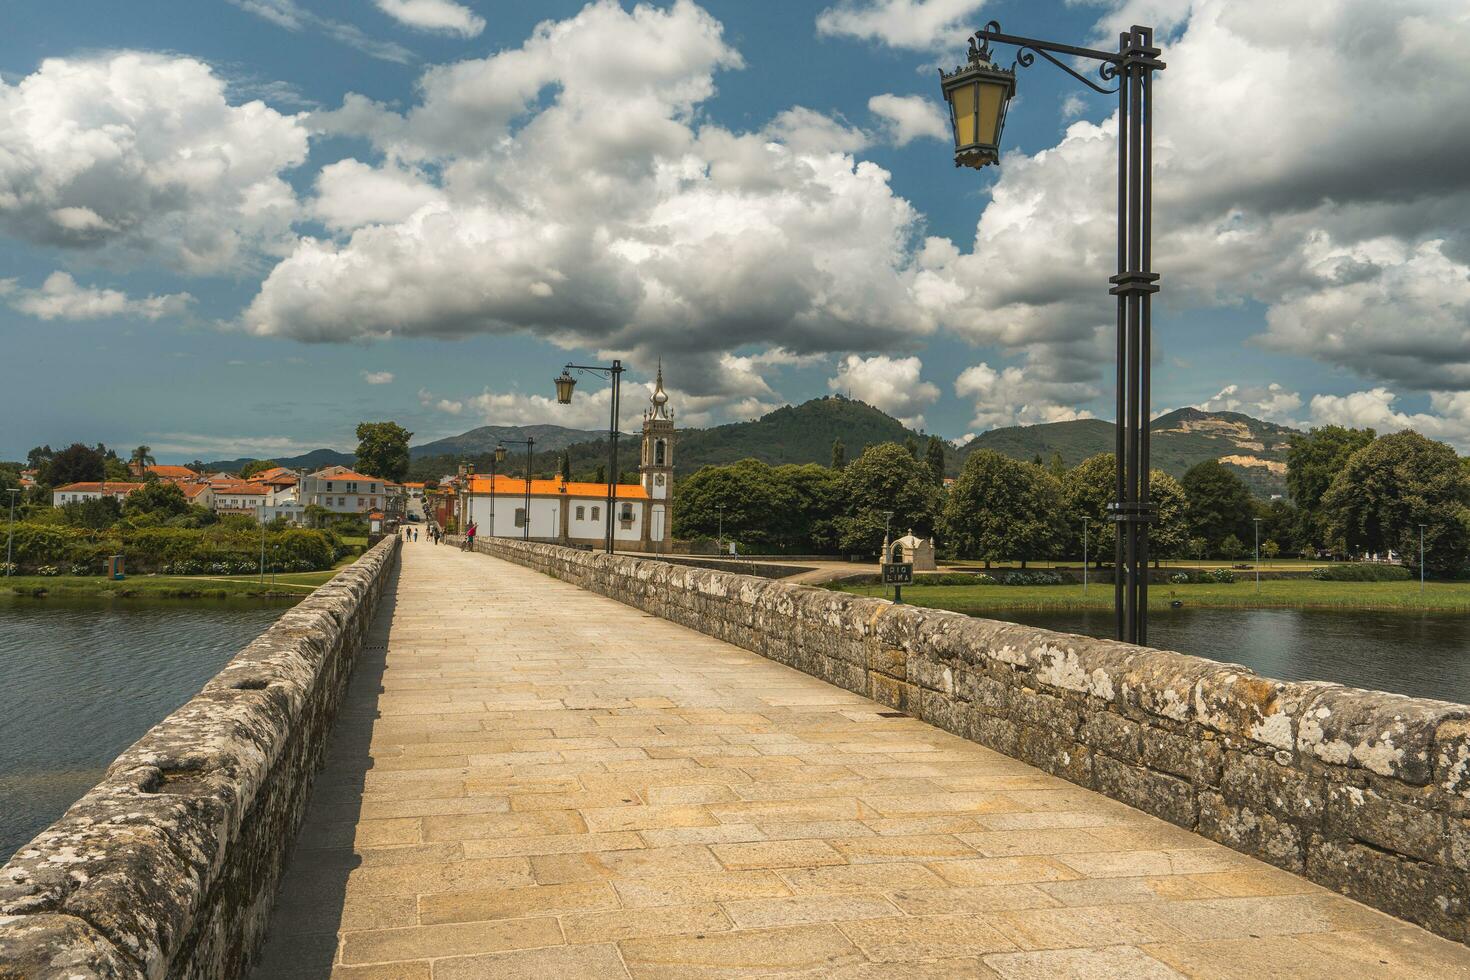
[[976, 20, 1121, 95], [564, 362, 622, 381]]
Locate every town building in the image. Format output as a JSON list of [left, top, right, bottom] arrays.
[[299, 466, 386, 515], [459, 368, 675, 549], [51, 482, 145, 506], [210, 480, 269, 517], [134, 464, 200, 481]]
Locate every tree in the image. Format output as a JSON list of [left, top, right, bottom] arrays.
[[1262, 539, 1280, 564], [1149, 469, 1189, 563], [833, 443, 940, 556], [1287, 425, 1375, 546], [129, 445, 155, 474], [904, 435, 920, 459], [239, 459, 280, 479], [672, 459, 796, 548], [924, 435, 946, 486], [40, 443, 106, 487], [123, 481, 190, 519], [1188, 537, 1209, 560], [1047, 450, 1067, 481], [1220, 534, 1245, 560], [61, 495, 121, 530], [1060, 454, 1185, 564], [558, 452, 572, 482], [354, 421, 413, 482], [26, 445, 54, 471], [1321, 430, 1470, 576], [831, 438, 846, 470], [594, 463, 606, 484], [1182, 460, 1254, 551], [942, 451, 1064, 568]]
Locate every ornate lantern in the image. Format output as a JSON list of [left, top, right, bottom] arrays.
[[554, 369, 577, 404], [938, 37, 1016, 169], [494, 445, 507, 464]]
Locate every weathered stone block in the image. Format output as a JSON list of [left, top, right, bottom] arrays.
[[1297, 687, 1467, 785], [1142, 727, 1223, 785], [1078, 711, 1141, 760], [1093, 755, 1195, 828], [1015, 724, 1092, 786], [1220, 752, 1325, 825], [1326, 784, 1447, 864], [1198, 790, 1304, 872], [955, 670, 1008, 711], [908, 656, 954, 695], [1010, 689, 1080, 734], [1308, 837, 1469, 943], [868, 673, 916, 713]]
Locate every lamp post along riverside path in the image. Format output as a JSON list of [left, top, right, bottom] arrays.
[[554, 360, 625, 555], [940, 21, 1164, 644], [1081, 516, 1090, 593], [498, 439, 534, 541], [5, 487, 19, 576], [489, 446, 503, 536]]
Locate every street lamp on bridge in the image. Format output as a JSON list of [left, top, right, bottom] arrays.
[[497, 439, 534, 541], [939, 21, 1164, 645], [553, 360, 625, 555]]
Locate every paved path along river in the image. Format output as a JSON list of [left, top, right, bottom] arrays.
[[253, 542, 1470, 978]]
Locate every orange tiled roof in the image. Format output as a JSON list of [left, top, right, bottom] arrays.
[[466, 475, 648, 500], [54, 482, 145, 493], [209, 480, 267, 495], [179, 483, 211, 499], [312, 469, 380, 483], [148, 465, 199, 479]]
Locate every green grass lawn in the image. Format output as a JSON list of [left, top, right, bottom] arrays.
[[831, 578, 1470, 613], [935, 558, 1327, 571]]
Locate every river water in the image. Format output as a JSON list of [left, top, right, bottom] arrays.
[[0, 599, 292, 861], [1002, 607, 1470, 705]]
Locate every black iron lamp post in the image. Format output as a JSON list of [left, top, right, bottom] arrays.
[[497, 439, 534, 540], [553, 360, 625, 555], [489, 445, 506, 536], [939, 21, 1165, 645]]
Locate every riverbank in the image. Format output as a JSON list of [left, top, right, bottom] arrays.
[[829, 578, 1470, 612], [3, 569, 338, 599]]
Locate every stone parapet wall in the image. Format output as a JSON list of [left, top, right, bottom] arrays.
[[0, 536, 401, 979], [473, 536, 1470, 945]]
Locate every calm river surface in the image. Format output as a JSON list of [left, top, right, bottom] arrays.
[[1002, 607, 1470, 704], [0, 599, 292, 860]]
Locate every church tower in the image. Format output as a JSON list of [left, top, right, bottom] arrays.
[[640, 363, 674, 547]]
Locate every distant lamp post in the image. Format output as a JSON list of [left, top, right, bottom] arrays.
[[552, 360, 625, 554], [1419, 523, 1428, 592], [1253, 517, 1263, 591], [488, 445, 506, 537], [498, 439, 534, 541], [5, 487, 19, 576], [940, 20, 1164, 646], [717, 504, 724, 552], [1081, 516, 1091, 593]]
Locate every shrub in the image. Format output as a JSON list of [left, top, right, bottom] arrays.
[[35, 565, 61, 576], [1000, 570, 1065, 586], [0, 561, 15, 576], [1169, 572, 1190, 584], [1204, 568, 1235, 583], [1310, 563, 1412, 582]]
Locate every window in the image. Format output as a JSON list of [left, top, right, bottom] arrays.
[[357, 497, 365, 508], [338, 497, 346, 507], [620, 502, 634, 524], [514, 507, 527, 528], [347, 482, 358, 492], [655, 440, 665, 466], [575, 506, 585, 520], [324, 482, 333, 492], [591, 506, 600, 521]]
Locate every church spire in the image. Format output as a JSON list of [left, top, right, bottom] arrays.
[[649, 358, 670, 420]]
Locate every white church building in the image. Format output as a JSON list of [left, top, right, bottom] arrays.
[[461, 368, 675, 550]]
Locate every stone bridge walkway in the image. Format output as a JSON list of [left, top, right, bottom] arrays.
[[252, 541, 1470, 979]]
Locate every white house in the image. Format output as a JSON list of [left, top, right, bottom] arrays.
[[52, 482, 145, 507], [460, 367, 675, 550], [299, 467, 386, 515]]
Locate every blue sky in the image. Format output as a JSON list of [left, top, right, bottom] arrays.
[[1, 0, 1466, 462]]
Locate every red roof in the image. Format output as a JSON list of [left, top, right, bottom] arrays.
[[54, 482, 145, 494], [467, 475, 648, 500], [313, 469, 380, 483], [179, 483, 211, 499], [148, 465, 199, 479]]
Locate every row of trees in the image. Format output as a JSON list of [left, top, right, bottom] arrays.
[[672, 427, 1470, 574]]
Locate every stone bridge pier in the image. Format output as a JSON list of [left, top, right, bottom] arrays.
[[5, 536, 1470, 977]]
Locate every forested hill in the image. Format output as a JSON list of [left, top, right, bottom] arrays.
[[675, 397, 919, 472], [960, 407, 1299, 497]]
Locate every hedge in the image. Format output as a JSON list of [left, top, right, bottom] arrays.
[[1310, 563, 1413, 582], [0, 522, 337, 574]]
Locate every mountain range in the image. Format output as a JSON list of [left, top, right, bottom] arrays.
[[204, 398, 1298, 497]]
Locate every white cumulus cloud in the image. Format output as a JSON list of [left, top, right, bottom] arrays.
[[0, 52, 308, 273], [362, 370, 395, 385], [828, 354, 939, 427], [1195, 383, 1303, 425], [375, 0, 485, 38], [2, 271, 192, 321], [816, 0, 986, 50], [955, 362, 1096, 431], [868, 93, 949, 146]]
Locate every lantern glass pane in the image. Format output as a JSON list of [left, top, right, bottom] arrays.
[[951, 82, 977, 148], [977, 79, 1007, 148]]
